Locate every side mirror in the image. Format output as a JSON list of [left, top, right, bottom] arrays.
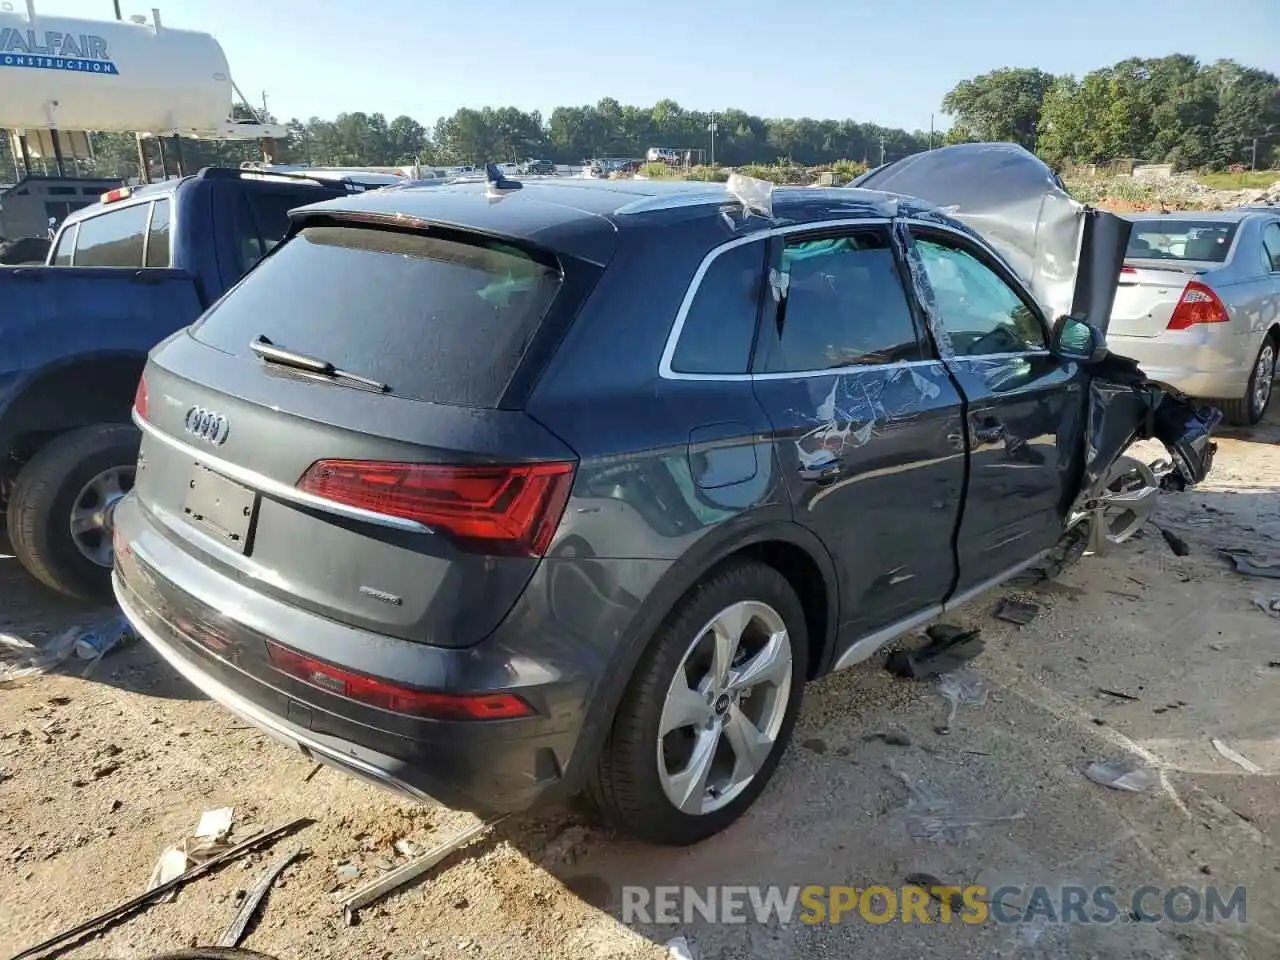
[[1051, 314, 1108, 364]]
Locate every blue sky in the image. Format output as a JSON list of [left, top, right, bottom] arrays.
[[37, 0, 1280, 131]]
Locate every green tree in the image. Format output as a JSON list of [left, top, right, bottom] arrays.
[[941, 67, 1056, 149]]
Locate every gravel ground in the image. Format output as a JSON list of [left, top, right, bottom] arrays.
[[2, 410, 1278, 960]]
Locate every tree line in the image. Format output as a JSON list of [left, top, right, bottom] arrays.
[[942, 56, 1280, 171], [3, 52, 1274, 184]]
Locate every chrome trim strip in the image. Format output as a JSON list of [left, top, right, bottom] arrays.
[[940, 548, 1050, 612], [829, 548, 1051, 672], [831, 604, 942, 671], [133, 411, 434, 534], [115, 577, 434, 804]]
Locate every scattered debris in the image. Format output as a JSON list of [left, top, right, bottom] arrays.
[[0, 626, 81, 685], [935, 670, 988, 735], [340, 816, 507, 926], [336, 863, 360, 880], [886, 624, 984, 680], [1098, 687, 1141, 702], [1105, 590, 1141, 601], [303, 763, 323, 783], [904, 872, 965, 911], [393, 838, 422, 858], [72, 614, 138, 662], [864, 730, 913, 747], [196, 807, 235, 841], [1211, 738, 1263, 774], [218, 844, 304, 947], [1158, 527, 1191, 557], [8, 819, 310, 960], [886, 761, 1024, 842], [665, 935, 698, 960], [993, 599, 1040, 626], [1252, 597, 1280, 619], [1084, 761, 1158, 793], [148, 808, 239, 898], [1219, 548, 1280, 580]]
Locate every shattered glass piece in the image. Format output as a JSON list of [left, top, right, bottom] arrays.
[[1084, 761, 1158, 793], [726, 173, 774, 219], [887, 760, 1024, 842], [1211, 739, 1263, 774]]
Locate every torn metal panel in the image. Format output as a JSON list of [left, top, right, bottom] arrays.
[[1073, 352, 1221, 518], [854, 143, 1131, 334]]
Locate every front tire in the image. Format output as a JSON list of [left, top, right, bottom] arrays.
[[6, 423, 140, 601], [1221, 333, 1277, 426], [587, 560, 808, 845]]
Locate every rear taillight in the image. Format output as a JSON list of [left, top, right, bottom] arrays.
[[1119, 265, 1136, 274], [1167, 281, 1230, 330], [133, 376, 150, 422], [264, 641, 533, 720], [296, 459, 576, 557]]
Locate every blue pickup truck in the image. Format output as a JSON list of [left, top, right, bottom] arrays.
[[0, 167, 363, 600]]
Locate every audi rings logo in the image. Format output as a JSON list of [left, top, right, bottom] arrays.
[[184, 406, 230, 446]]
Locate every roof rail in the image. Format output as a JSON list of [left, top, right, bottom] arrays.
[[195, 167, 391, 192]]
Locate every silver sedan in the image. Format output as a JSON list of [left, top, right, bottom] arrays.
[[1108, 209, 1280, 424]]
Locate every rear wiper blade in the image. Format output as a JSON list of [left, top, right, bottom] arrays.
[[251, 336, 389, 393]]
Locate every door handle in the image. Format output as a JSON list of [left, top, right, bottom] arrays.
[[798, 459, 844, 483]]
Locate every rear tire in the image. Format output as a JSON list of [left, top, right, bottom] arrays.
[[6, 423, 140, 601], [586, 560, 808, 845], [1220, 333, 1277, 426]]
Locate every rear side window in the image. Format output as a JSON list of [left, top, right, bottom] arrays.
[[192, 225, 563, 407], [1126, 220, 1239, 263], [145, 199, 171, 268], [73, 203, 150, 267], [671, 240, 766, 374], [762, 230, 922, 373], [51, 224, 76, 265]]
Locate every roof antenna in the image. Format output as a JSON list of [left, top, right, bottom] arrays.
[[485, 163, 522, 197]]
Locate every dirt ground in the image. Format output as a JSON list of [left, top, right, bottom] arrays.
[[3, 411, 1279, 960]]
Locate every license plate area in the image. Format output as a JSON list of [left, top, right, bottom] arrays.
[[182, 465, 258, 553]]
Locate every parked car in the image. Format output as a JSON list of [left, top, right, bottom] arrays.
[[112, 146, 1218, 846], [520, 159, 556, 175], [1107, 210, 1280, 425], [0, 168, 366, 599]]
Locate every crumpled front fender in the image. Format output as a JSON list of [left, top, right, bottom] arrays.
[[1074, 352, 1221, 516]]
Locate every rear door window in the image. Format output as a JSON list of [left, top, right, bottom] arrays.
[[73, 202, 151, 267], [1262, 222, 1280, 273], [760, 229, 923, 373], [192, 224, 563, 407]]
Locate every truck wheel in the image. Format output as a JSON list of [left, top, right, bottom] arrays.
[[1220, 333, 1276, 426], [587, 560, 808, 845], [6, 423, 140, 601]]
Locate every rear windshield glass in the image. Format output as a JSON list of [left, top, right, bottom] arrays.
[[192, 225, 562, 407], [1126, 220, 1239, 263]]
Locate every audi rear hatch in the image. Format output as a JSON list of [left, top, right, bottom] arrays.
[[129, 212, 606, 650]]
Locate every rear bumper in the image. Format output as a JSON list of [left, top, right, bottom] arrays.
[[111, 494, 624, 814], [1108, 333, 1254, 399]]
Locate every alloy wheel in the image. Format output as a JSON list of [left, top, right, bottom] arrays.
[[69, 465, 134, 567], [1253, 341, 1276, 419], [656, 600, 793, 816], [1086, 455, 1159, 554]]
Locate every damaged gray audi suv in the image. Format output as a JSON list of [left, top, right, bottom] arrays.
[[112, 144, 1219, 845]]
